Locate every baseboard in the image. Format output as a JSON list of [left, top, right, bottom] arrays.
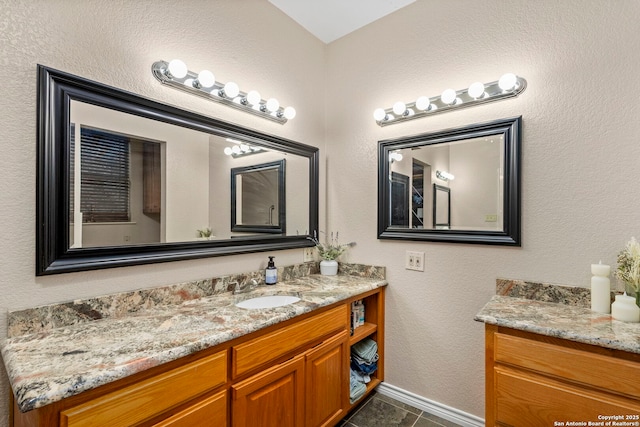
[[375, 382, 485, 427]]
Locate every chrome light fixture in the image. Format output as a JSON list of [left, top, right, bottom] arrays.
[[373, 73, 526, 127], [152, 59, 296, 124], [436, 170, 455, 181]]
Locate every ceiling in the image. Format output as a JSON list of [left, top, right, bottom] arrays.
[[268, 0, 416, 44]]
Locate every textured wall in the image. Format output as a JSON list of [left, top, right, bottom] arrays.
[[2, 0, 640, 424], [325, 0, 640, 417], [0, 1, 325, 424]]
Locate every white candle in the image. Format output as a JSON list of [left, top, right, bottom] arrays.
[[611, 293, 640, 323], [590, 261, 611, 314]]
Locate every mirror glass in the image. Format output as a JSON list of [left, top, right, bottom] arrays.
[[37, 65, 318, 275], [378, 117, 521, 245], [231, 160, 286, 234]]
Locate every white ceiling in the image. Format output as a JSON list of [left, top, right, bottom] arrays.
[[268, 0, 416, 44]]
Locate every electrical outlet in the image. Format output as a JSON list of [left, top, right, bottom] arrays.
[[303, 247, 315, 262], [405, 251, 425, 271], [485, 214, 498, 222]]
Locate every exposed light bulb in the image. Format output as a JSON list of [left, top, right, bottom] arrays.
[[224, 147, 233, 155], [498, 73, 517, 91], [415, 96, 431, 111], [223, 81, 240, 98], [392, 101, 406, 116], [468, 82, 485, 99], [231, 145, 241, 154], [167, 59, 188, 79], [266, 98, 280, 112], [390, 152, 403, 162], [197, 70, 215, 88], [283, 106, 296, 119], [441, 89, 457, 105], [373, 108, 386, 121], [240, 144, 251, 152], [246, 90, 261, 106]]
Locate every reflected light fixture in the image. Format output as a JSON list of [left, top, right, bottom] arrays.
[[223, 138, 264, 158], [152, 59, 296, 124], [373, 73, 526, 127], [436, 170, 455, 181]]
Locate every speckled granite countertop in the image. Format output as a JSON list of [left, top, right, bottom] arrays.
[[475, 279, 640, 355], [1, 266, 386, 413]]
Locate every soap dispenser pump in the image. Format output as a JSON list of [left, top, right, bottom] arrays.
[[265, 256, 277, 285]]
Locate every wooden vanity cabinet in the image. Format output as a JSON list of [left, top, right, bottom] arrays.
[[485, 325, 640, 426], [11, 287, 385, 427]]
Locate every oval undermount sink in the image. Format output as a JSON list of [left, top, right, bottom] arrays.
[[235, 295, 301, 309]]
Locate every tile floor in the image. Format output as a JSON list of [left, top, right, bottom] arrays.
[[340, 391, 463, 427]]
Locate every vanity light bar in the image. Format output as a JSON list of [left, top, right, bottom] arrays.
[[373, 73, 526, 127], [152, 60, 296, 125]]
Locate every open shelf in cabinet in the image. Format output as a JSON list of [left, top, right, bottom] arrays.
[[347, 287, 385, 412]]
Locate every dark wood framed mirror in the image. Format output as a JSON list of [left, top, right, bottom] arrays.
[[378, 116, 521, 245], [231, 159, 286, 234], [36, 65, 319, 275]]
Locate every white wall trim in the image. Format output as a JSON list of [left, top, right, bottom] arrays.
[[376, 382, 485, 427]]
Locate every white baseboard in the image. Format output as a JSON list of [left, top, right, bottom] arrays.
[[375, 382, 485, 427]]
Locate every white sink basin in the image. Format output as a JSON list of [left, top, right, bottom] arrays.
[[235, 295, 301, 309]]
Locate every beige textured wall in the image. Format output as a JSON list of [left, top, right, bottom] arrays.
[[325, 0, 640, 417], [2, 0, 640, 424], [0, 1, 325, 425]]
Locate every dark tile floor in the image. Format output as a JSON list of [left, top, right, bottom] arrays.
[[340, 392, 464, 427]]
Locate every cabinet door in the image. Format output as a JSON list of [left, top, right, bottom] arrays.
[[232, 354, 305, 427], [152, 390, 227, 427], [305, 331, 348, 427]]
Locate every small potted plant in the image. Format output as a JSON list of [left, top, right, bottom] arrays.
[[615, 237, 640, 309], [197, 227, 213, 240], [312, 231, 355, 275]]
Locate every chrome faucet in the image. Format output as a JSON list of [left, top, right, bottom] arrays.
[[232, 278, 260, 295]]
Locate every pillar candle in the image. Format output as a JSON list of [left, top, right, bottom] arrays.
[[611, 293, 640, 323], [590, 262, 611, 314]]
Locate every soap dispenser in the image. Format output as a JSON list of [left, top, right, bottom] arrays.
[[265, 256, 277, 285]]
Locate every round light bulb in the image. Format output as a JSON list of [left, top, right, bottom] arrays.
[[468, 82, 485, 99], [392, 101, 407, 116], [441, 89, 457, 105], [167, 59, 188, 79], [223, 81, 240, 98], [499, 73, 517, 91], [266, 98, 280, 112], [231, 145, 241, 154], [224, 147, 233, 155], [240, 144, 250, 152], [283, 106, 296, 119], [246, 90, 261, 106], [197, 70, 215, 88], [373, 108, 386, 121], [415, 96, 430, 111]]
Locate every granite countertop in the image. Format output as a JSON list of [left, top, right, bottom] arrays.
[[475, 295, 640, 355], [1, 271, 386, 413]]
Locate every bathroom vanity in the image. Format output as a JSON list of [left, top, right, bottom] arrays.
[[2, 265, 386, 427], [476, 292, 640, 426]]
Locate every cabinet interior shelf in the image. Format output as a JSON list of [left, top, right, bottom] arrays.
[[350, 322, 377, 345]]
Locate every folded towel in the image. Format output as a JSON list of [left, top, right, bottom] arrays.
[[351, 338, 378, 361], [349, 368, 367, 403], [351, 358, 378, 375]]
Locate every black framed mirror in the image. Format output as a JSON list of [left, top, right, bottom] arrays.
[[231, 160, 286, 234], [378, 116, 521, 245], [36, 65, 319, 275]]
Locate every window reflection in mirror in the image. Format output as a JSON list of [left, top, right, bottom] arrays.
[[69, 100, 308, 249]]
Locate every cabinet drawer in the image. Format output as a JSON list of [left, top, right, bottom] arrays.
[[232, 305, 347, 378], [60, 350, 227, 427], [494, 332, 640, 399], [495, 365, 640, 427], [152, 390, 227, 427]]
